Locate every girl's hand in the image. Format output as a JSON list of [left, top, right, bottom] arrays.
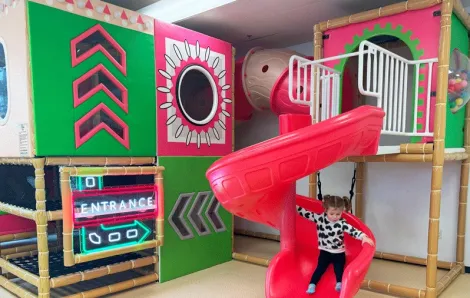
[[362, 236, 375, 246]]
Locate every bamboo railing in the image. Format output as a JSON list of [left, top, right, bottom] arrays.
[[64, 273, 159, 298], [0, 158, 164, 297]]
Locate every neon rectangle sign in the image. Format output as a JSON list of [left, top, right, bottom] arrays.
[[72, 185, 157, 227]]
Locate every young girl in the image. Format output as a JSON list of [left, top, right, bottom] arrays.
[[296, 195, 374, 295]]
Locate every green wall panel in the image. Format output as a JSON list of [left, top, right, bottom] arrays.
[[446, 14, 468, 148], [27, 2, 156, 156], [159, 156, 232, 282]]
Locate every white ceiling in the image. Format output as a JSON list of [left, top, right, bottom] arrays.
[[107, 0, 470, 56], [175, 0, 410, 56]]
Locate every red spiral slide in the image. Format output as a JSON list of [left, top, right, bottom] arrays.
[[206, 106, 385, 298]]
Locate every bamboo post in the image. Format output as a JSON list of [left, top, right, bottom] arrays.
[[341, 152, 468, 162], [400, 143, 434, 154], [59, 170, 75, 267], [33, 159, 50, 298], [456, 85, 470, 270], [50, 255, 157, 288], [63, 273, 159, 298], [309, 24, 324, 199], [232, 252, 270, 267], [426, 1, 452, 297], [361, 279, 425, 298], [75, 240, 159, 264], [155, 170, 164, 274], [45, 157, 155, 166], [355, 162, 365, 220]]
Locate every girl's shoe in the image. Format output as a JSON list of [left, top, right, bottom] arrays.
[[306, 284, 316, 294], [335, 282, 342, 292]]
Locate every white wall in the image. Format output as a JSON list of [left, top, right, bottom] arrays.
[[234, 41, 470, 267]]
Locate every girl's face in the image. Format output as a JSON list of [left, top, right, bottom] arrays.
[[326, 207, 343, 222]]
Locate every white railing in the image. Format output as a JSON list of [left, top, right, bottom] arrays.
[[358, 41, 437, 137], [288, 40, 438, 137], [288, 55, 341, 123]]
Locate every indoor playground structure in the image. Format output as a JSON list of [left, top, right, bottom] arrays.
[[1, 0, 470, 298], [225, 0, 470, 298], [0, 0, 234, 297]]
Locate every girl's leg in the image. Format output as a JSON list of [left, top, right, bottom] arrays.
[[332, 252, 346, 291], [309, 250, 331, 285]]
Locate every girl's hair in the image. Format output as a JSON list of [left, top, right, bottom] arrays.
[[322, 195, 351, 212]]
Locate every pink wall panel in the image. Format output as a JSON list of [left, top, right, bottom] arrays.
[[155, 20, 233, 156], [323, 6, 440, 140]]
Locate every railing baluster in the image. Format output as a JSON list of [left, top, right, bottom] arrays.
[[426, 62, 433, 134], [287, 41, 437, 138], [383, 55, 390, 130], [397, 60, 404, 132], [367, 46, 372, 92], [402, 63, 408, 132], [393, 58, 400, 131], [388, 57, 394, 130], [413, 64, 420, 134]]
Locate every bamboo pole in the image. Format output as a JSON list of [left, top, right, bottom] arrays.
[[426, 1, 452, 297], [234, 229, 280, 241], [46, 211, 62, 221], [33, 159, 50, 298], [374, 251, 454, 269], [5, 246, 60, 260], [400, 143, 434, 154], [341, 152, 468, 162], [50, 255, 158, 288], [74, 240, 160, 264], [456, 88, 470, 270], [232, 252, 270, 267], [0, 158, 35, 165], [361, 279, 425, 298], [436, 264, 463, 295], [62, 166, 164, 176], [45, 157, 155, 166], [1, 244, 58, 256], [0, 274, 36, 298], [64, 273, 159, 298], [309, 24, 323, 199], [355, 162, 365, 221], [59, 170, 74, 267], [155, 170, 164, 274], [318, 0, 441, 32], [0, 257, 39, 286], [0, 232, 37, 242], [0, 202, 36, 221]]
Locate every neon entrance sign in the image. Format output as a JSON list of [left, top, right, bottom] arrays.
[[72, 185, 157, 227], [80, 220, 152, 254]]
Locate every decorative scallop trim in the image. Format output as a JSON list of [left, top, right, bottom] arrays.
[[28, 0, 154, 34], [0, 0, 21, 17]]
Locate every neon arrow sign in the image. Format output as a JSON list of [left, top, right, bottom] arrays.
[[80, 220, 151, 254]]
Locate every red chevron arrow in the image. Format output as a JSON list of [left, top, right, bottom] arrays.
[[74, 103, 129, 149], [71, 24, 127, 75], [73, 64, 128, 113]]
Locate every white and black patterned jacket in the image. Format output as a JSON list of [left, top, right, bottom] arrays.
[[297, 206, 364, 253]]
